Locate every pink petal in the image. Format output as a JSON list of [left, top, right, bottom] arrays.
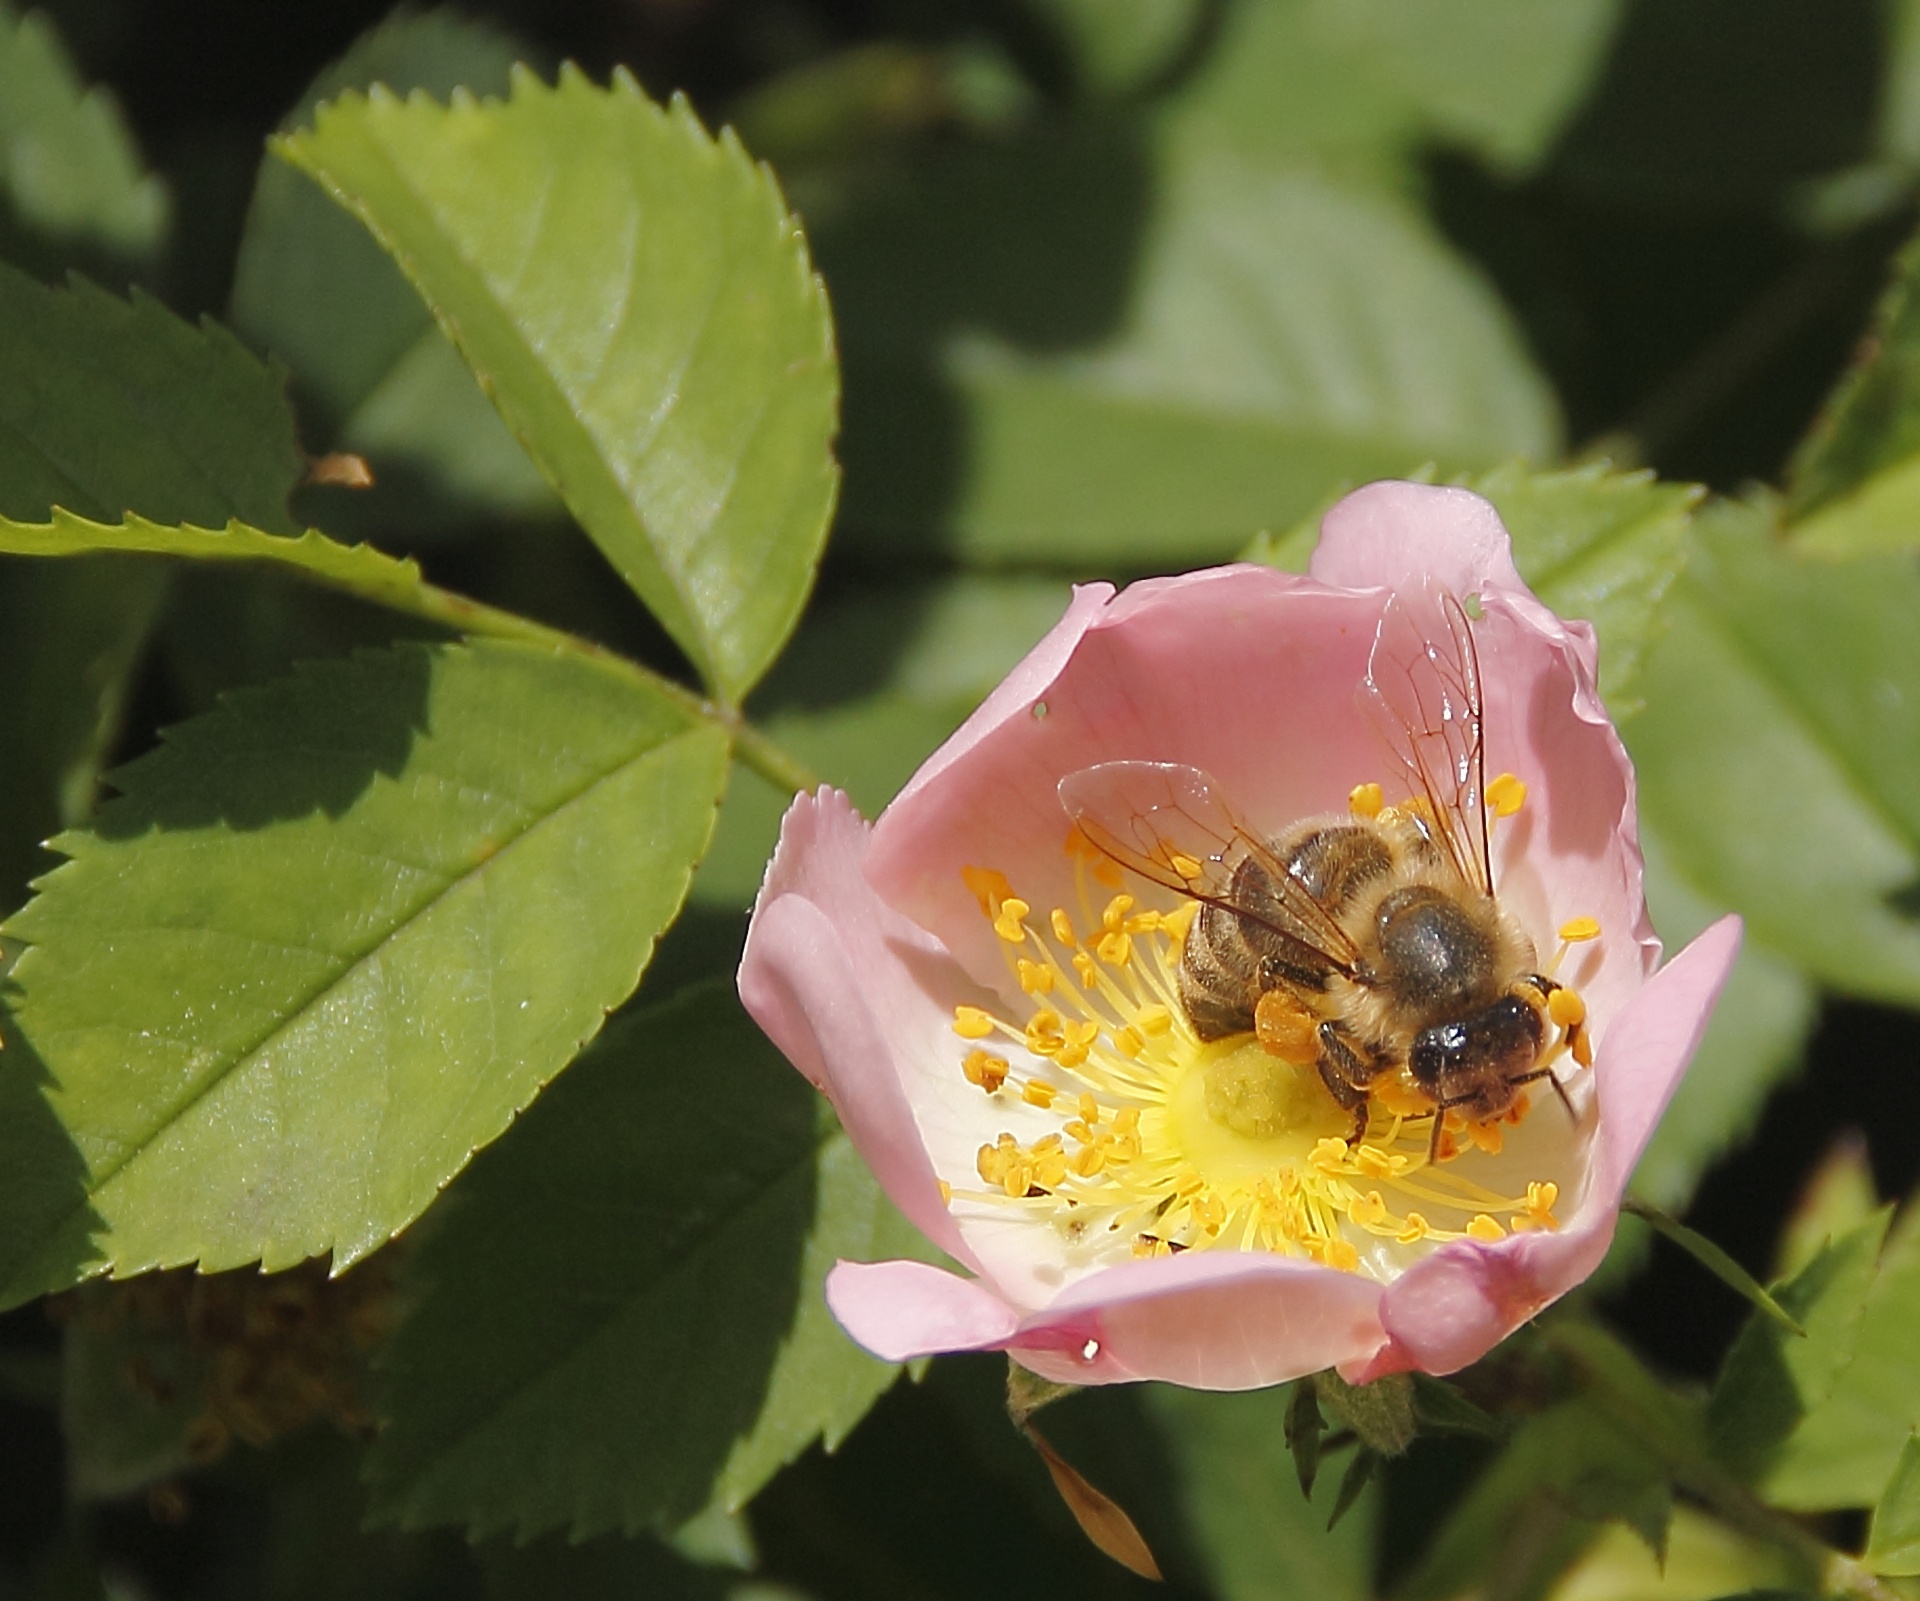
[[739, 791, 980, 1267], [1310, 481, 1528, 599], [826, 1259, 1021, 1362], [1007, 1252, 1389, 1390], [1368, 916, 1743, 1376]]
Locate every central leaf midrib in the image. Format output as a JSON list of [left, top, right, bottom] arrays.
[[385, 1121, 842, 1525], [69, 718, 703, 1211], [317, 114, 713, 682]]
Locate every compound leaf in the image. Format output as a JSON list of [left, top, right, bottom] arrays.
[[0, 640, 727, 1301], [279, 67, 838, 702]]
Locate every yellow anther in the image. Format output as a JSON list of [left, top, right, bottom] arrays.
[[1064, 1119, 1093, 1144], [1025, 1010, 1066, 1057], [1161, 902, 1198, 943], [1558, 916, 1601, 943], [1349, 1190, 1388, 1229], [1095, 930, 1132, 967], [1349, 781, 1385, 818], [1101, 894, 1136, 931], [1573, 1030, 1594, 1068], [1548, 987, 1586, 1029], [1133, 1235, 1171, 1259], [1051, 908, 1077, 946], [1466, 1119, 1504, 1156], [962, 1050, 1009, 1093], [1002, 1162, 1032, 1198], [1033, 1150, 1068, 1189], [953, 1006, 995, 1040], [962, 865, 1014, 915], [1312, 1138, 1351, 1171], [1325, 1238, 1360, 1273], [1072, 952, 1098, 988], [1174, 1171, 1206, 1198], [1114, 1108, 1141, 1134], [938, 1179, 952, 1205], [1169, 851, 1204, 880], [1072, 1144, 1106, 1178], [1125, 910, 1161, 934], [1113, 1025, 1145, 1058], [1524, 1181, 1561, 1231], [1195, 1192, 1227, 1234], [1079, 1094, 1101, 1126], [993, 898, 1031, 943], [975, 1141, 1006, 1186], [1466, 1214, 1506, 1242], [1396, 1212, 1430, 1244], [1136, 1004, 1174, 1036], [1055, 1020, 1100, 1069], [1016, 958, 1055, 996], [1485, 773, 1527, 817], [1022, 1079, 1058, 1109], [1352, 1144, 1400, 1179], [1033, 1133, 1064, 1154]]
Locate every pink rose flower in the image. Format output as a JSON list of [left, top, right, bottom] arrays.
[[738, 481, 1740, 1390]]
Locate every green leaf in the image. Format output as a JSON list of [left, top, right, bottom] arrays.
[[0, 559, 171, 908], [1866, 1434, 1920, 1575], [1787, 224, 1920, 547], [831, 140, 1556, 564], [0, 262, 303, 532], [1148, 1384, 1376, 1601], [1746, 1205, 1920, 1510], [1397, 1396, 1670, 1601], [0, 639, 727, 1301], [1626, 497, 1920, 1007], [1250, 461, 1696, 714], [1706, 1211, 1890, 1494], [1025, 0, 1203, 97], [278, 67, 839, 703], [0, 0, 168, 268], [229, 9, 557, 538], [1544, 1508, 1808, 1601], [1628, 826, 1815, 1217], [365, 983, 936, 1542], [1776, 1135, 1878, 1281]]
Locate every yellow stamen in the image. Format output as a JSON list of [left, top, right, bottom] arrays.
[[962, 865, 1013, 915], [993, 897, 1031, 943], [1485, 773, 1527, 817], [1548, 988, 1586, 1029], [1023, 1080, 1058, 1109], [1096, 929, 1133, 966], [1349, 781, 1385, 818], [1051, 908, 1077, 946], [939, 1180, 952, 1205], [1466, 1214, 1506, 1242], [1017, 958, 1055, 996], [1397, 1213, 1430, 1244], [1558, 916, 1601, 943], [1349, 1190, 1388, 1229]]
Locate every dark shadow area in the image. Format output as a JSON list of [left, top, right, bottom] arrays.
[[813, 114, 1154, 559], [90, 638, 434, 837], [0, 1028, 106, 1311], [752, 1352, 1207, 1600], [0, 1305, 66, 1592], [1605, 998, 1920, 1383]]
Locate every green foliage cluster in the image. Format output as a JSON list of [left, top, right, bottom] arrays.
[[4, 1, 1920, 1597]]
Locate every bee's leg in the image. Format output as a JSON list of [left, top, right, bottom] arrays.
[[1506, 1065, 1578, 1123], [1316, 1023, 1374, 1145]]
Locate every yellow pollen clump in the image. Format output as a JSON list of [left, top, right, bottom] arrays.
[[943, 862, 1578, 1281], [1349, 781, 1385, 818], [1485, 772, 1528, 817], [939, 1179, 952, 1205], [962, 1049, 1009, 1093], [1559, 916, 1601, 943], [1169, 850, 1204, 879], [953, 1006, 994, 1040], [1548, 988, 1586, 1029]]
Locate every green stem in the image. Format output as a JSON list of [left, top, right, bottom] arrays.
[[1544, 1321, 1900, 1601], [729, 717, 826, 795]]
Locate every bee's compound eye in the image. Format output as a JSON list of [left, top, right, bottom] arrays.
[[1408, 1019, 1469, 1089]]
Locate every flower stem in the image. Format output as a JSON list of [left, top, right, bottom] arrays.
[[1544, 1320, 1900, 1601]]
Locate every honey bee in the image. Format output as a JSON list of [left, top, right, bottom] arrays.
[[1058, 581, 1584, 1156]]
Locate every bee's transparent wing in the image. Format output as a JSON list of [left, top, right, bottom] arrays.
[[1058, 760, 1362, 974], [1363, 581, 1492, 896]]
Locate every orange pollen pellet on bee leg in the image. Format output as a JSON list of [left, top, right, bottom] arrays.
[[1255, 989, 1319, 1063]]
